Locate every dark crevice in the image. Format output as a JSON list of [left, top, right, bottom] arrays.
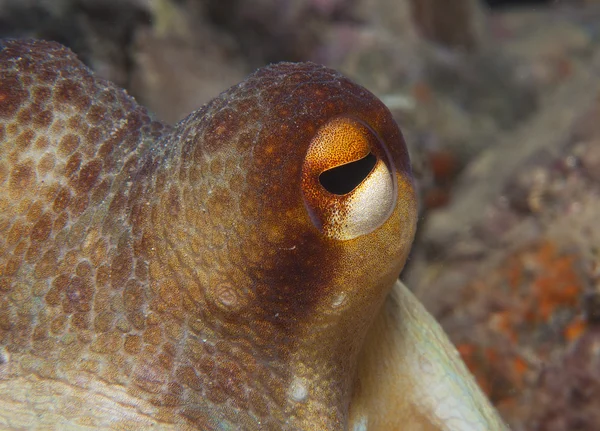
[[319, 152, 377, 195]]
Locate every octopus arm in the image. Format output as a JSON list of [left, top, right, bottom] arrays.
[[350, 281, 509, 431]]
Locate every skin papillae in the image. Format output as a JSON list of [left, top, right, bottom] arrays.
[[0, 40, 507, 430]]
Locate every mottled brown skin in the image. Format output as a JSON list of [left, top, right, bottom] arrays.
[[0, 40, 418, 429]]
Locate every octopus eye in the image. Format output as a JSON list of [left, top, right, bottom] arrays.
[[302, 116, 397, 240]]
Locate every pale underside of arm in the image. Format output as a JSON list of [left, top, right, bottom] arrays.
[[350, 280, 509, 431]]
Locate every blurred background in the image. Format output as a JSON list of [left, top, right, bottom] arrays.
[[2, 0, 600, 429]]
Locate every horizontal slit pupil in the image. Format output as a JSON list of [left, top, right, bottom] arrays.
[[319, 152, 378, 195]]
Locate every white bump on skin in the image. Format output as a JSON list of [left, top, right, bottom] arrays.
[[332, 292, 347, 308], [352, 415, 368, 431], [289, 377, 309, 402]]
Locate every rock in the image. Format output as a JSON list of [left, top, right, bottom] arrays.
[[405, 47, 600, 429]]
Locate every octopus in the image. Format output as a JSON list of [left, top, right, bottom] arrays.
[[0, 39, 507, 430]]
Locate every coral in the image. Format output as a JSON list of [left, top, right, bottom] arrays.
[[457, 241, 585, 405]]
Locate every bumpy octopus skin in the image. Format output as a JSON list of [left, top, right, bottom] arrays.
[[0, 40, 507, 430]]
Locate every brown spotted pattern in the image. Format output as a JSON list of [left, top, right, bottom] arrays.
[[0, 40, 417, 430]]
